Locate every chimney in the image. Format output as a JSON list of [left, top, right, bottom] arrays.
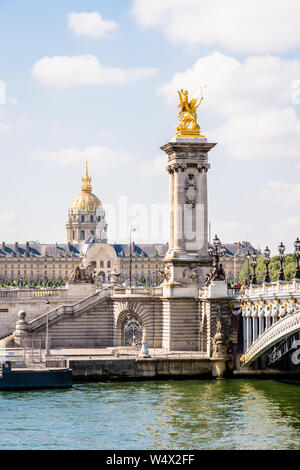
[[26, 242, 30, 251], [2, 242, 5, 251], [15, 242, 19, 252]]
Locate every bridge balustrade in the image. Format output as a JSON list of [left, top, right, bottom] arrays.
[[239, 280, 300, 353], [0, 288, 68, 300]]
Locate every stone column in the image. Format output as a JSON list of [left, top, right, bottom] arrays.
[[161, 138, 215, 258], [196, 165, 209, 256], [173, 165, 185, 254], [252, 316, 258, 342], [161, 138, 216, 289], [243, 316, 247, 352], [259, 317, 264, 336], [246, 317, 252, 349], [168, 167, 175, 252]]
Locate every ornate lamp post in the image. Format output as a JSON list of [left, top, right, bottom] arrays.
[[251, 253, 258, 285], [294, 237, 300, 279], [207, 235, 226, 282], [246, 250, 251, 285], [263, 246, 271, 283], [129, 225, 136, 288], [277, 242, 285, 281]]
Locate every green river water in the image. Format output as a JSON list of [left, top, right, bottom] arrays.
[[0, 379, 299, 450]]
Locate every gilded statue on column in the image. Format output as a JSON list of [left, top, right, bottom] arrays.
[[176, 87, 206, 137]]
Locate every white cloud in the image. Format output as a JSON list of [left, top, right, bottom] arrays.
[[0, 211, 16, 223], [0, 122, 12, 132], [8, 97, 18, 106], [260, 181, 300, 208], [32, 55, 158, 88], [131, 0, 300, 54], [159, 53, 300, 114], [68, 12, 119, 39], [139, 154, 166, 175], [272, 216, 300, 241], [159, 52, 300, 159], [0, 80, 6, 104], [212, 107, 300, 159], [275, 216, 300, 228], [33, 145, 133, 172], [217, 221, 250, 232]]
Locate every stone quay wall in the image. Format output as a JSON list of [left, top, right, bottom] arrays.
[[68, 357, 227, 380]]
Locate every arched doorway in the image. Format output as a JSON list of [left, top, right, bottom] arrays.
[[123, 316, 143, 346], [98, 271, 105, 281]]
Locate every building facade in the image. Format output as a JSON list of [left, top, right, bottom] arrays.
[[0, 164, 258, 284]]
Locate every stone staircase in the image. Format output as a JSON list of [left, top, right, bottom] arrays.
[[0, 333, 15, 347], [27, 287, 112, 333]]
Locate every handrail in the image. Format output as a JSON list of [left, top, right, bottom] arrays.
[[28, 287, 111, 332]]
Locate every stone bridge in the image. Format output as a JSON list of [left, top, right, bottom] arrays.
[[239, 280, 300, 367]]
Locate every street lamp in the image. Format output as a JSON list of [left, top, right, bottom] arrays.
[[246, 250, 251, 285], [263, 246, 271, 283], [251, 253, 258, 285], [207, 234, 226, 282], [129, 225, 136, 288], [45, 299, 50, 356], [277, 242, 286, 281], [294, 237, 300, 279]]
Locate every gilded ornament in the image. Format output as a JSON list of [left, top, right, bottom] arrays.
[[176, 87, 206, 137]]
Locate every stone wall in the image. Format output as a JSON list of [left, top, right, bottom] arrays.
[[7, 283, 241, 361], [29, 298, 114, 348], [68, 357, 217, 380], [162, 298, 200, 351], [0, 295, 78, 339]]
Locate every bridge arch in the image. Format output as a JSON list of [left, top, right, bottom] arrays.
[[242, 309, 300, 367]]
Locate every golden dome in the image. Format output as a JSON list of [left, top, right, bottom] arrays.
[[70, 161, 102, 213]]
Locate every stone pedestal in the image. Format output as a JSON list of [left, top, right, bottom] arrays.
[[206, 280, 228, 299], [110, 268, 121, 286], [13, 310, 29, 346], [67, 282, 97, 299], [161, 137, 216, 288], [211, 359, 228, 378]]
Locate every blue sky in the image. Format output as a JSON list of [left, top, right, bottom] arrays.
[[1, 0, 300, 255]]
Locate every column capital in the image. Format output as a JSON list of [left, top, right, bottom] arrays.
[[197, 163, 211, 173], [167, 163, 187, 173]]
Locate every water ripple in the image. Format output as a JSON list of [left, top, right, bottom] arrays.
[[0, 379, 299, 449]]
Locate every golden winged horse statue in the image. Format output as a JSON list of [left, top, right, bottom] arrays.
[[176, 87, 206, 137]]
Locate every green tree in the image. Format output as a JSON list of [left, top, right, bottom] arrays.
[[240, 253, 297, 283]]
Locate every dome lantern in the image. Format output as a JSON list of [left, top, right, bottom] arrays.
[[81, 161, 92, 193], [66, 162, 108, 244], [70, 161, 102, 213]]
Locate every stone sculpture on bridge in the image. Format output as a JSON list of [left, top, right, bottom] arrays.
[[68, 261, 97, 284]]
